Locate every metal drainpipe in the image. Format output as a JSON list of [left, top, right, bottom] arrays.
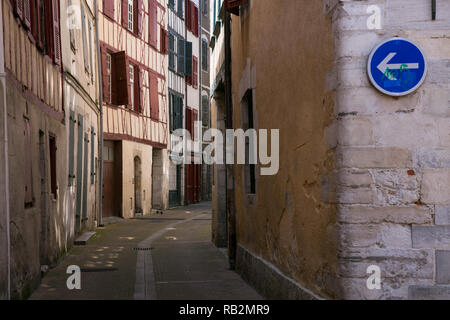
[[94, 0, 104, 227], [0, 0, 11, 300], [224, 10, 236, 270]]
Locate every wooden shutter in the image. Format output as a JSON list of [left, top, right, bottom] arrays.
[[24, 0, 31, 28], [185, 0, 191, 31], [30, 0, 38, 40], [160, 28, 168, 54], [149, 72, 159, 119], [103, 0, 115, 19], [52, 0, 61, 65], [192, 109, 198, 140], [194, 4, 198, 37], [186, 108, 192, 138], [149, 0, 157, 48], [49, 135, 57, 198], [122, 0, 128, 28], [112, 51, 129, 106], [185, 41, 192, 79], [101, 46, 110, 103], [137, 0, 143, 36], [69, 110, 75, 186], [135, 66, 142, 112], [90, 127, 95, 185], [193, 56, 198, 89], [177, 38, 185, 75], [81, 4, 89, 71], [24, 118, 33, 205], [190, 1, 195, 35], [44, 0, 54, 58]]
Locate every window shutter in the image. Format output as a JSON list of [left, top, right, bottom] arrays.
[[185, 41, 192, 77], [52, 0, 61, 65], [149, 72, 159, 119], [177, 38, 185, 75], [185, 0, 191, 31], [90, 127, 95, 185], [177, 97, 183, 130], [168, 33, 175, 69], [160, 28, 168, 54], [101, 46, 110, 103], [44, 0, 54, 58], [30, 0, 38, 40], [138, 0, 144, 36], [190, 2, 195, 35], [69, 110, 75, 186], [193, 56, 198, 89], [121, 0, 128, 28], [186, 108, 192, 138], [24, 118, 33, 205], [192, 109, 198, 140], [81, 5, 89, 71], [112, 51, 130, 106], [24, 0, 31, 28], [149, 0, 157, 48], [194, 5, 198, 37], [103, 0, 115, 19]]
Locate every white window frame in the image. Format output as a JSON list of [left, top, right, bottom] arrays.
[[129, 65, 135, 110], [128, 0, 134, 31]]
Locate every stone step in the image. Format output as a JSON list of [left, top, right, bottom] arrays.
[[74, 232, 96, 246]]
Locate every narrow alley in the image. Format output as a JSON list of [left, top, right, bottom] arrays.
[[30, 203, 261, 300]]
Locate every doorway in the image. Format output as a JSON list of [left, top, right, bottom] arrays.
[[134, 156, 142, 215], [102, 141, 121, 217]]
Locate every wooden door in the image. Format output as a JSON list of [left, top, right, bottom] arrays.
[[102, 162, 115, 217]]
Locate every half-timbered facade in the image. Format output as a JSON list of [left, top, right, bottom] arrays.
[[98, 0, 169, 218], [0, 0, 68, 299]]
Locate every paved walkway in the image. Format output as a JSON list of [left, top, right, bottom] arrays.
[[30, 203, 262, 300]]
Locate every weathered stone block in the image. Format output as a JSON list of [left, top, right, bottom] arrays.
[[409, 285, 450, 300], [338, 169, 373, 187], [339, 248, 433, 279], [337, 147, 413, 169], [422, 87, 450, 118], [436, 251, 450, 285], [373, 114, 441, 148], [339, 206, 433, 225], [337, 187, 374, 204], [421, 169, 450, 205], [416, 148, 450, 169], [338, 118, 373, 146], [435, 206, 450, 225], [372, 169, 420, 205], [340, 223, 412, 248], [412, 226, 450, 249]]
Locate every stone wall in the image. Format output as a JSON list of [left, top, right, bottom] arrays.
[[329, 0, 450, 299]]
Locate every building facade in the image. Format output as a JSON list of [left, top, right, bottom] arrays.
[[212, 0, 450, 300], [61, 0, 100, 238], [98, 0, 169, 218], [0, 0, 70, 299]]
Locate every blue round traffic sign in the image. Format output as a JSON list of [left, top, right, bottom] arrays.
[[367, 38, 427, 96]]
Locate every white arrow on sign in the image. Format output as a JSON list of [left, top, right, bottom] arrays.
[[377, 52, 419, 80]]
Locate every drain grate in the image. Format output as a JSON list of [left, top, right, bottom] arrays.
[[133, 247, 154, 251]]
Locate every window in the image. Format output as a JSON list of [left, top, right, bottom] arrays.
[[88, 20, 95, 82], [177, 0, 184, 17], [149, 72, 159, 119], [129, 64, 135, 110], [202, 0, 208, 15], [169, 93, 183, 132], [242, 90, 255, 194], [128, 0, 134, 31], [177, 37, 185, 74], [185, 0, 199, 37], [49, 135, 57, 199], [202, 39, 208, 71], [149, 0, 158, 47], [202, 95, 209, 127]]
